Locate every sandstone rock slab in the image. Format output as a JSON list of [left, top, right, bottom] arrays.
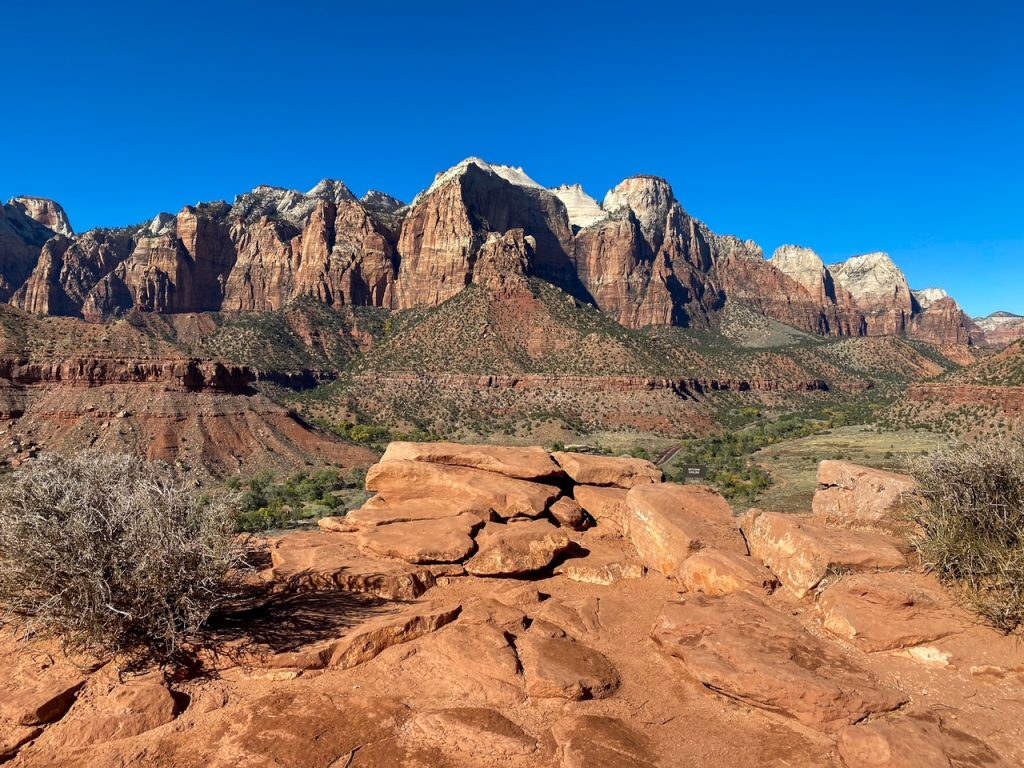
[[552, 715, 658, 768], [321, 496, 470, 532], [408, 623, 526, 706], [356, 512, 484, 564], [813, 460, 918, 530], [555, 538, 645, 586], [678, 548, 779, 596], [380, 441, 562, 481], [517, 633, 619, 701], [574, 485, 629, 536], [0, 671, 85, 726], [0, 723, 41, 762], [48, 682, 181, 748], [742, 510, 908, 598], [626, 483, 746, 578], [553, 451, 662, 488], [366, 459, 560, 519], [268, 602, 462, 672], [819, 572, 969, 652], [838, 711, 1010, 767], [652, 592, 906, 730], [270, 531, 436, 600], [466, 520, 571, 577], [408, 707, 539, 761]]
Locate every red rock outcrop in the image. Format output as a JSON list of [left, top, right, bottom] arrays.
[[3, 446, 1023, 767], [0, 162, 984, 352]]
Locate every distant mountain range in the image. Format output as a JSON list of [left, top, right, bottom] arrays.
[[2, 157, 1018, 348]]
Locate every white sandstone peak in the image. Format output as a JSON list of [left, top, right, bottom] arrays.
[[770, 245, 828, 294], [912, 287, 950, 309], [421, 157, 544, 201], [550, 184, 606, 229], [830, 252, 910, 304]]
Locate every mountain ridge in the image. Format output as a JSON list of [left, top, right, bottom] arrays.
[[1, 157, 1013, 348]]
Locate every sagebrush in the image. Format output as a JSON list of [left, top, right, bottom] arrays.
[[0, 452, 251, 658], [909, 432, 1024, 632]]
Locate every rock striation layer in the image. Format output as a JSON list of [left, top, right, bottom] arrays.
[[0, 159, 977, 349]]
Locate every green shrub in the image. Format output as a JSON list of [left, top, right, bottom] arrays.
[[0, 452, 252, 658], [909, 433, 1024, 632]]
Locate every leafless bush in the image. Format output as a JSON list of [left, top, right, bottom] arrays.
[[0, 451, 251, 658], [908, 432, 1024, 632]]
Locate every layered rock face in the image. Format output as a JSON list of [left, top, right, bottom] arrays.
[[828, 252, 913, 336], [972, 311, 1024, 348], [0, 159, 978, 348], [8, 196, 73, 237], [573, 175, 722, 327]]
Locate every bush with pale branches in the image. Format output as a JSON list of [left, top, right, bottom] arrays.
[[0, 452, 250, 658]]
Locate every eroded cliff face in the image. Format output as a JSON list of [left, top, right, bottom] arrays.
[[8, 196, 73, 237], [573, 176, 723, 328], [0, 160, 980, 348]]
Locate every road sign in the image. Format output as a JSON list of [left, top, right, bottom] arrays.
[[681, 464, 708, 481]]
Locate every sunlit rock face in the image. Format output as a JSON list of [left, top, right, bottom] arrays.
[[0, 160, 980, 347]]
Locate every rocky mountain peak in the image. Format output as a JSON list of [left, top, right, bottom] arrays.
[[769, 245, 827, 293], [146, 212, 176, 236], [912, 287, 950, 310], [231, 181, 352, 226], [830, 252, 909, 303], [9, 196, 74, 237], [418, 157, 545, 202], [307, 178, 357, 203], [361, 190, 405, 213], [602, 176, 676, 234], [550, 184, 606, 230]]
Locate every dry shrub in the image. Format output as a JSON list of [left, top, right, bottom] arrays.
[[908, 432, 1024, 632], [0, 451, 250, 658]]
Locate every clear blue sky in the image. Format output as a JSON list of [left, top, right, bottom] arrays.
[[3, 1, 1021, 316]]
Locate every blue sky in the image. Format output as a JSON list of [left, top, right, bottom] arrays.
[[3, 1, 1021, 316]]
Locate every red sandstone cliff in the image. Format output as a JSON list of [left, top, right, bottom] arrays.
[[0, 159, 984, 349]]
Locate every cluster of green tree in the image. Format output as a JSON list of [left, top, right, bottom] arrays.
[[229, 467, 368, 532], [667, 414, 833, 501]]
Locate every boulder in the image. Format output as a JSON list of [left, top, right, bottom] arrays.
[[268, 601, 462, 671], [554, 538, 645, 586], [465, 520, 571, 577], [380, 441, 562, 481], [328, 603, 462, 671], [551, 715, 658, 768], [813, 460, 918, 530], [625, 483, 746, 578], [741, 510, 908, 598], [549, 497, 586, 529], [517, 632, 620, 701], [819, 572, 969, 652], [678, 549, 779, 596], [652, 592, 906, 730], [366, 459, 560, 519], [838, 711, 1010, 768], [574, 485, 629, 536], [356, 512, 484, 564], [270, 531, 436, 600], [552, 451, 662, 488]]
